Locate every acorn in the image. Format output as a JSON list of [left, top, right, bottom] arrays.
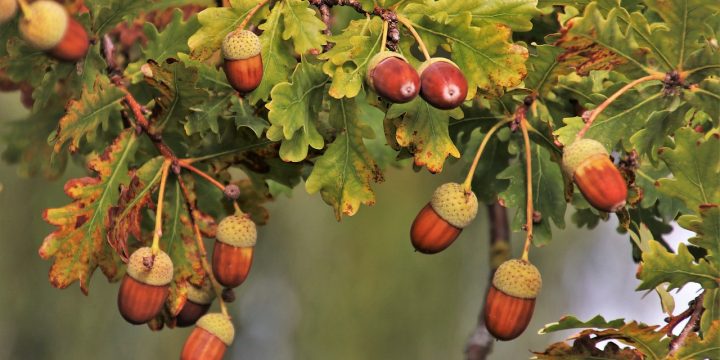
[[176, 281, 215, 327], [484, 259, 542, 340], [212, 214, 256, 288], [562, 138, 627, 212], [366, 51, 420, 103], [418, 58, 468, 109], [18, 0, 89, 62], [117, 247, 173, 325], [222, 30, 263, 94], [410, 182, 478, 254], [181, 313, 234, 360], [0, 0, 17, 24]]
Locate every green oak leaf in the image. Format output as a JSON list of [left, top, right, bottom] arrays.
[[306, 95, 383, 219], [39, 130, 138, 294], [266, 59, 328, 162], [318, 16, 383, 99], [701, 290, 720, 334], [497, 143, 566, 246], [50, 76, 125, 153], [230, 96, 268, 137], [629, 107, 686, 163], [125, 9, 201, 83], [678, 205, 720, 269], [387, 97, 463, 173], [686, 78, 720, 123], [92, 0, 211, 36], [410, 13, 528, 98], [145, 60, 210, 130], [524, 45, 571, 97], [188, 0, 269, 59], [673, 320, 720, 360], [539, 315, 627, 334], [637, 241, 719, 291], [281, 0, 327, 54], [656, 128, 719, 212], [403, 0, 540, 32]]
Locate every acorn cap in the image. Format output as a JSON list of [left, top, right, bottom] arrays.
[[430, 182, 478, 228], [186, 281, 215, 305], [492, 259, 542, 299], [562, 138, 608, 177], [417, 58, 460, 77], [19, 0, 69, 50], [222, 30, 261, 60], [366, 51, 408, 84], [197, 313, 235, 346], [216, 214, 257, 247], [126, 247, 174, 286], [0, 0, 18, 23]]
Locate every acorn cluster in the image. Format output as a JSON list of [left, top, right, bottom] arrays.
[[366, 51, 469, 109], [2, 0, 89, 62]]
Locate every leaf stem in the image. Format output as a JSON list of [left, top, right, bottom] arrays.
[[396, 15, 431, 61], [462, 119, 512, 192], [237, 0, 271, 31], [519, 112, 533, 261], [151, 160, 172, 254], [179, 161, 226, 192], [176, 176, 230, 318], [576, 74, 664, 140]]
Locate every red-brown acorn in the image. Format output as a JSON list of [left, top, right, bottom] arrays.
[[18, 1, 89, 62], [117, 247, 173, 325], [212, 213, 256, 288], [176, 281, 215, 327], [181, 313, 234, 360], [366, 51, 420, 103], [562, 138, 627, 212], [418, 58, 468, 109], [411, 182, 478, 254], [484, 259, 542, 340], [222, 30, 263, 94]]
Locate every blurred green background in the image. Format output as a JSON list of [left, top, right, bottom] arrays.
[[0, 91, 688, 360]]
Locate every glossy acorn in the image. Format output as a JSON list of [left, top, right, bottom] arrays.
[[562, 139, 627, 212], [18, 0, 89, 61], [212, 214, 256, 288], [366, 51, 420, 103], [418, 58, 468, 109], [0, 0, 18, 24], [176, 281, 215, 327], [484, 259, 542, 340], [181, 313, 234, 360], [410, 182, 478, 254], [117, 247, 173, 325], [222, 30, 263, 94]]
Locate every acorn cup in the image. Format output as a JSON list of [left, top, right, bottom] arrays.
[[418, 58, 468, 109], [212, 214, 257, 288], [117, 247, 173, 325], [222, 30, 263, 94], [18, 0, 89, 61], [176, 281, 215, 328], [562, 138, 628, 212], [484, 259, 542, 341], [366, 51, 420, 103], [181, 313, 234, 360], [0, 0, 18, 24], [410, 182, 478, 254]]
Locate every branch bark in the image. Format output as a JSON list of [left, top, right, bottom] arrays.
[[465, 202, 511, 360]]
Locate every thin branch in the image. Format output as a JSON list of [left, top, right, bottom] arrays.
[[237, 0, 271, 31], [668, 292, 705, 356], [465, 203, 511, 360], [179, 161, 227, 192]]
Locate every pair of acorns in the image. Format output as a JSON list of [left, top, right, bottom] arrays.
[[409, 138, 626, 340], [1, 0, 89, 61], [367, 51, 469, 109], [116, 213, 257, 359]]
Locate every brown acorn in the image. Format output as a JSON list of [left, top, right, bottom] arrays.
[[366, 51, 420, 103], [222, 30, 263, 94], [0, 0, 18, 24], [562, 139, 627, 212], [18, 1, 89, 62], [410, 182, 478, 254], [212, 213, 256, 288], [418, 58, 468, 109], [484, 259, 542, 340], [117, 247, 173, 325], [181, 313, 234, 360], [176, 281, 215, 327]]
